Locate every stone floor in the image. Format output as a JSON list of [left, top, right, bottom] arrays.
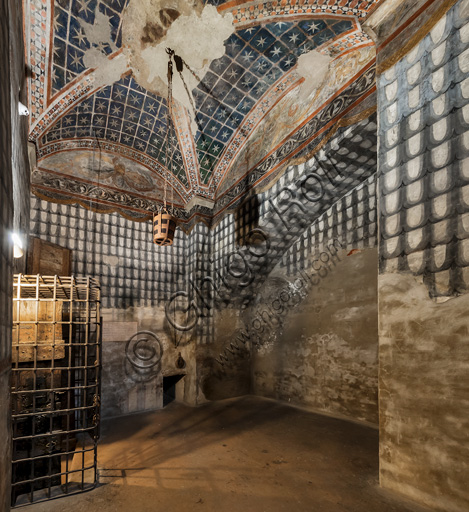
[[26, 396, 432, 512]]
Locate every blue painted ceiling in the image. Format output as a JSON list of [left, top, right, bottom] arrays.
[[36, 0, 374, 205], [52, 0, 125, 93]]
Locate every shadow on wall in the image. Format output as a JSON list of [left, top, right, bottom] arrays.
[[235, 195, 260, 246]]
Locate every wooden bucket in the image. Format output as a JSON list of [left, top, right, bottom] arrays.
[[153, 210, 177, 246]]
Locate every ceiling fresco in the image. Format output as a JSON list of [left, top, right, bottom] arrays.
[[191, 17, 355, 184], [51, 0, 125, 95], [25, 0, 382, 229]]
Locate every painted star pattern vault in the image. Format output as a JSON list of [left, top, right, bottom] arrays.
[[25, 0, 381, 228]]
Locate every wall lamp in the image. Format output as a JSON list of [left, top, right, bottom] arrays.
[[11, 232, 24, 259], [18, 101, 29, 116]]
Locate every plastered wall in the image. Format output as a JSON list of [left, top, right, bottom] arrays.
[[195, 118, 379, 424], [250, 176, 378, 425], [9, 0, 29, 272], [377, 2, 469, 510]]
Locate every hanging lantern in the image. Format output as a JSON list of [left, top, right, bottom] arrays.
[[153, 209, 177, 246], [152, 48, 180, 247]]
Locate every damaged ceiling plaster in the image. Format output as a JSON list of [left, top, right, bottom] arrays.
[[123, 0, 235, 121], [27, 0, 380, 229]]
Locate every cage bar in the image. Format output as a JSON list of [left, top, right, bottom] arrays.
[[11, 275, 101, 507]]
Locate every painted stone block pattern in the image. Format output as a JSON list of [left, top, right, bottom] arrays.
[[378, 3, 469, 297], [29, 196, 187, 309], [250, 175, 379, 424], [378, 3, 469, 512]]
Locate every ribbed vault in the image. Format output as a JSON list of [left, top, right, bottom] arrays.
[[25, 0, 382, 230]]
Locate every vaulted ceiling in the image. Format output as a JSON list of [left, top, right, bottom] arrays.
[[25, 0, 381, 230]]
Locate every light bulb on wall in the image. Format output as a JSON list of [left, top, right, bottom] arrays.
[[18, 101, 29, 116], [11, 232, 24, 259]]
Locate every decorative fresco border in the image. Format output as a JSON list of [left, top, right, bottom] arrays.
[[33, 165, 185, 205], [172, 104, 203, 195], [24, 0, 51, 124], [207, 69, 302, 193], [322, 29, 373, 57], [31, 180, 215, 229], [375, 0, 460, 74], [37, 138, 192, 202], [33, 57, 376, 229], [31, 183, 214, 233], [219, 0, 380, 25], [212, 59, 376, 219]]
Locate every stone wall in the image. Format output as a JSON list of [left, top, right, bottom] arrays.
[[29, 197, 198, 417], [377, 2, 469, 510], [0, 1, 30, 510], [0, 0, 13, 507], [251, 176, 378, 425], [194, 117, 379, 424], [29, 108, 380, 420], [9, 0, 29, 275]]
